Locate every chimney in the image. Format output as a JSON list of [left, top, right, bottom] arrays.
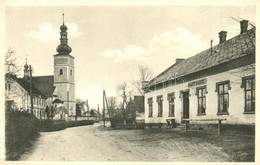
[[141, 81, 149, 90], [240, 20, 249, 34], [175, 58, 185, 64], [218, 31, 227, 44]]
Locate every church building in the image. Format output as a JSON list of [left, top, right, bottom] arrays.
[[5, 14, 76, 119]]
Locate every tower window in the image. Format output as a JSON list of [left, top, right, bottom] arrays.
[[70, 70, 72, 76], [59, 69, 63, 75]]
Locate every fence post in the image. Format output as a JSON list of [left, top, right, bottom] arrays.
[[218, 119, 221, 135], [185, 120, 188, 132]]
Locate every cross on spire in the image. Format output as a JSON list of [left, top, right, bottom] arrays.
[[62, 13, 64, 25]]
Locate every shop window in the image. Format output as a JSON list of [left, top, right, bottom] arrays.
[[167, 93, 175, 117], [157, 95, 163, 117], [196, 86, 207, 115], [216, 80, 231, 115], [148, 98, 153, 117]]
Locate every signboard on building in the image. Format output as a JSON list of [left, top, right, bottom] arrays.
[[188, 78, 207, 88]]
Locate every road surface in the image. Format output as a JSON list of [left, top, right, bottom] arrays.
[[20, 122, 232, 161]]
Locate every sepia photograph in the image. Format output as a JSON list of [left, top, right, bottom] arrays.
[[1, 0, 258, 163]]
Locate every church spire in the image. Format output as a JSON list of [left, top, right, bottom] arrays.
[[56, 13, 72, 54], [62, 13, 64, 25]]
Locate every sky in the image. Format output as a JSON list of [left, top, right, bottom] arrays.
[[4, 4, 256, 109]]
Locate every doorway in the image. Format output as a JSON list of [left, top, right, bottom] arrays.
[[182, 91, 190, 121]]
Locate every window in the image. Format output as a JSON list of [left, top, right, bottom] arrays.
[[242, 76, 255, 113], [216, 81, 230, 115], [157, 95, 163, 117], [148, 98, 153, 117], [197, 86, 206, 115], [5, 84, 7, 90], [8, 84, 11, 90], [70, 70, 72, 76], [59, 69, 63, 75], [167, 93, 175, 117]]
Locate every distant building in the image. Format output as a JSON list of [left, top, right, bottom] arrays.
[[5, 73, 47, 119], [5, 14, 76, 118], [134, 95, 144, 113], [143, 20, 255, 125]]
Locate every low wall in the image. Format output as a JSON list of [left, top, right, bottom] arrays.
[[189, 123, 255, 135], [68, 116, 100, 122]]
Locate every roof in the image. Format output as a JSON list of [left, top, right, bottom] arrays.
[[149, 28, 255, 85], [52, 98, 64, 104], [32, 75, 55, 97], [5, 74, 47, 99]]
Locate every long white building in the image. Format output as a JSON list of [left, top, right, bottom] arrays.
[[143, 20, 255, 125]]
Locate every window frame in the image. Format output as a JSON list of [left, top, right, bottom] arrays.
[[157, 95, 163, 117], [148, 97, 153, 117], [59, 69, 63, 75], [242, 75, 255, 114], [196, 86, 207, 116], [167, 92, 175, 117], [216, 80, 231, 115]]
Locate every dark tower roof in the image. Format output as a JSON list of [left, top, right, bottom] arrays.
[[56, 13, 72, 54]]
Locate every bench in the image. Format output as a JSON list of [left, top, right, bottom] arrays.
[[182, 118, 227, 135]]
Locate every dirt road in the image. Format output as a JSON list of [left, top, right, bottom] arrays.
[[20, 122, 246, 161]]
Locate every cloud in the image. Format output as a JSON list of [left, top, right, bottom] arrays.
[[24, 22, 82, 43], [66, 23, 83, 38], [99, 26, 208, 63], [99, 45, 148, 62], [149, 27, 208, 58]]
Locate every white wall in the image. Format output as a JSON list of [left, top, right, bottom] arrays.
[[144, 65, 255, 124]]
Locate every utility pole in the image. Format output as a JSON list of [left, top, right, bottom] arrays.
[[103, 90, 105, 126], [29, 65, 33, 115]]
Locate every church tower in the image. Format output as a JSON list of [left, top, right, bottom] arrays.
[[54, 13, 75, 116]]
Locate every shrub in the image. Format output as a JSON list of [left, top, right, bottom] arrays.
[[39, 119, 94, 132], [5, 109, 39, 160]]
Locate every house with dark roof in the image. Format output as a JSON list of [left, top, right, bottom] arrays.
[[142, 20, 255, 125], [5, 73, 48, 119]]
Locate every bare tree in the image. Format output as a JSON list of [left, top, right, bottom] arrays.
[[5, 48, 21, 75], [117, 82, 133, 108], [107, 96, 117, 116], [117, 82, 133, 124], [132, 65, 153, 95]]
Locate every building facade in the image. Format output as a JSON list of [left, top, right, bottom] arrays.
[[5, 14, 76, 118], [143, 20, 255, 125], [53, 14, 76, 116], [5, 73, 47, 119]]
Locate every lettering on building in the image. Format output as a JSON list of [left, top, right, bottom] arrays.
[[188, 78, 207, 88]]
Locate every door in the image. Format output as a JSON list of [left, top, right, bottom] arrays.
[[182, 91, 190, 120]]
